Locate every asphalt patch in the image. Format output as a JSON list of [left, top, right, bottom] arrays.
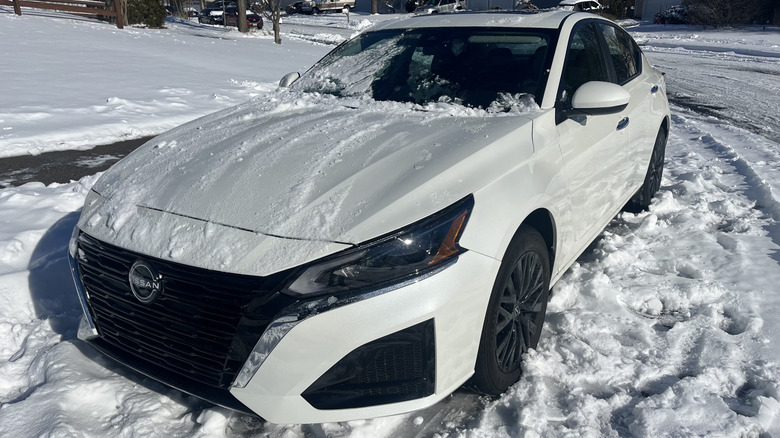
[[0, 136, 154, 188]]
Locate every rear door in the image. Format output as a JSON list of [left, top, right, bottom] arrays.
[[596, 22, 658, 189]]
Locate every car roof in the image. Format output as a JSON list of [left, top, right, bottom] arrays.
[[375, 10, 579, 30]]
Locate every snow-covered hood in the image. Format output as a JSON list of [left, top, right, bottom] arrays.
[[79, 91, 538, 275]]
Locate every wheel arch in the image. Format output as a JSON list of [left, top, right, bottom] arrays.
[[660, 116, 670, 137], [468, 210, 554, 395], [520, 208, 557, 271]]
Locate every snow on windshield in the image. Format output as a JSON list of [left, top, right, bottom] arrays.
[[293, 27, 551, 111], [294, 35, 406, 98]]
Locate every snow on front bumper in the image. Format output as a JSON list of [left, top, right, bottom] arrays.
[[230, 249, 499, 423]]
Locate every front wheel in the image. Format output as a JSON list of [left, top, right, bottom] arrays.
[[630, 126, 668, 210], [470, 226, 550, 395]]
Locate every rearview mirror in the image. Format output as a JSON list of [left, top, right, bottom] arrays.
[[279, 72, 301, 88], [571, 81, 630, 114]]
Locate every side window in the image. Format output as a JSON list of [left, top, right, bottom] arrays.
[[559, 22, 609, 106], [598, 23, 640, 84]]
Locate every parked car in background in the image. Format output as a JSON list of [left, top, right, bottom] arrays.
[[222, 7, 264, 28], [301, 0, 355, 13], [197, 7, 222, 23], [207, 0, 237, 7], [559, 0, 602, 11], [414, 0, 464, 14], [286, 1, 305, 14], [70, 10, 670, 424], [201, 6, 262, 28]]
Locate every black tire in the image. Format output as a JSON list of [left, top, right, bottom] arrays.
[[630, 126, 668, 210], [470, 226, 551, 395], [313, 6, 320, 13]]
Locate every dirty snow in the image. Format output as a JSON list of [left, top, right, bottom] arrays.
[[1, 8, 780, 437]]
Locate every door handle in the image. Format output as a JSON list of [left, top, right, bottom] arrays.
[[617, 117, 629, 131]]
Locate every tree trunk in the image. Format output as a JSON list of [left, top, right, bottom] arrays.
[[238, 0, 249, 32], [121, 0, 128, 26], [274, 16, 281, 44], [371, 0, 378, 14]]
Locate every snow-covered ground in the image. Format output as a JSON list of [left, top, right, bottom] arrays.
[[1, 8, 780, 437], [0, 10, 333, 158]]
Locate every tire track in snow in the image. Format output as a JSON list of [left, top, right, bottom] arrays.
[[671, 111, 780, 222], [668, 107, 780, 315]]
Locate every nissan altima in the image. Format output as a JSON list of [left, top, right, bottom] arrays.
[[69, 10, 670, 423]]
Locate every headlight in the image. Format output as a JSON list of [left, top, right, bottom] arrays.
[[284, 195, 473, 298]]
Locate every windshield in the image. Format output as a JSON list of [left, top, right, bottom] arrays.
[[293, 27, 553, 110]]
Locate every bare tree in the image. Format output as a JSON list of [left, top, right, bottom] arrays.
[[256, 0, 283, 43]]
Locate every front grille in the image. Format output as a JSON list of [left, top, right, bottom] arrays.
[[75, 232, 296, 394]]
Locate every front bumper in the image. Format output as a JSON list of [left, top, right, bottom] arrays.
[[229, 250, 498, 423], [71, 230, 499, 423]]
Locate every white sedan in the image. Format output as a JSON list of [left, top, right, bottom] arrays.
[[69, 10, 670, 424]]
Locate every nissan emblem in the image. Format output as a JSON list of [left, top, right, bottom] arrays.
[[128, 260, 163, 304]]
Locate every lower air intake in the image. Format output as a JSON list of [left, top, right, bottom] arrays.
[[302, 319, 435, 410]]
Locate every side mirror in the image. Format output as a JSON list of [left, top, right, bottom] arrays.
[[279, 72, 301, 88], [571, 81, 630, 114]]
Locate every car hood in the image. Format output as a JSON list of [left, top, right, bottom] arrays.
[[80, 91, 538, 275]]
